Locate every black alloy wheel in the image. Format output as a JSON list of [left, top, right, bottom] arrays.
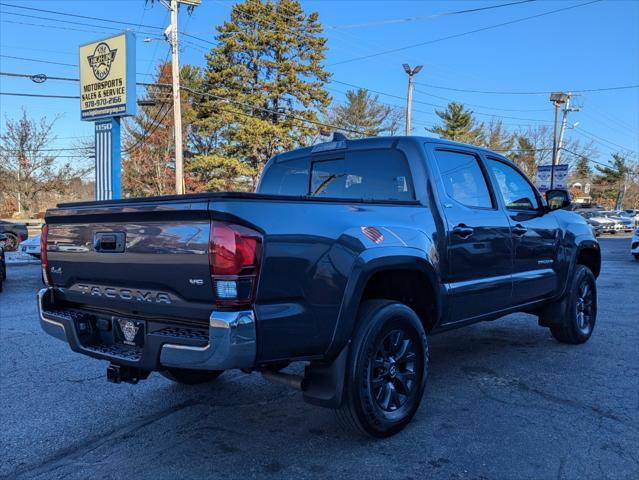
[[335, 300, 428, 437], [371, 329, 417, 412]]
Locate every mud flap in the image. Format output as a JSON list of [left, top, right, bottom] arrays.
[[302, 343, 349, 408]]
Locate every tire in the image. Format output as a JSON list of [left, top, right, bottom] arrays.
[[161, 368, 224, 385], [545, 265, 597, 344], [4, 233, 18, 252], [633, 253, 639, 260], [335, 300, 428, 438]]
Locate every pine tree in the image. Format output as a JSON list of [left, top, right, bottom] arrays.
[[573, 156, 592, 182], [483, 119, 514, 153], [194, 0, 331, 188], [591, 153, 632, 207], [427, 102, 484, 145], [328, 88, 401, 138], [510, 136, 537, 179]]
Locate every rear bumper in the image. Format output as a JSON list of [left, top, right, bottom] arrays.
[[37, 288, 256, 371]]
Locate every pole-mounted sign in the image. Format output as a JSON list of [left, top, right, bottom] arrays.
[[79, 31, 136, 200]]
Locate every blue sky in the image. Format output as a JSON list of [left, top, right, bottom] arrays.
[[0, 0, 637, 167]]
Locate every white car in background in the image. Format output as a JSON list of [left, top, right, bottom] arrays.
[[19, 234, 41, 258], [579, 211, 617, 235], [632, 228, 639, 260]]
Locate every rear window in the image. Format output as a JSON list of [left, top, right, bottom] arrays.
[[258, 157, 309, 196], [259, 149, 414, 201]]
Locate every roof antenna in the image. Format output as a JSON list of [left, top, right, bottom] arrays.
[[332, 132, 348, 142]]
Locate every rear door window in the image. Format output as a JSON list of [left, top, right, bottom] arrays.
[[433, 149, 493, 208], [310, 149, 414, 201]]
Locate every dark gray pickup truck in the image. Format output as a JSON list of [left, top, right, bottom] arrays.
[[38, 135, 600, 437]]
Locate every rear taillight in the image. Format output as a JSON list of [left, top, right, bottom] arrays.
[[40, 224, 52, 287], [209, 221, 262, 308]]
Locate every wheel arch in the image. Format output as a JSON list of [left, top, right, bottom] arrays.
[[324, 247, 442, 359]]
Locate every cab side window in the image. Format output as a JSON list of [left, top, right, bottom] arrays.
[[487, 159, 539, 211], [433, 149, 493, 208]]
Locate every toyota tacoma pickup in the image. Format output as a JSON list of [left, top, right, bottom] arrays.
[[38, 135, 600, 437]]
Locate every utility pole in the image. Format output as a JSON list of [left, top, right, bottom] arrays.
[[155, 0, 200, 194], [549, 92, 569, 189], [402, 64, 423, 136], [556, 92, 580, 164], [169, 0, 184, 195]]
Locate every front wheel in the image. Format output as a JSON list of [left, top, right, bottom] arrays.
[[335, 300, 428, 437], [161, 368, 224, 385], [547, 265, 597, 344]]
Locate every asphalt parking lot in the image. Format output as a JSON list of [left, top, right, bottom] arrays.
[[1, 237, 637, 480]]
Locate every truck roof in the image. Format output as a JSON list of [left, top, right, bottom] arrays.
[[274, 135, 509, 163]]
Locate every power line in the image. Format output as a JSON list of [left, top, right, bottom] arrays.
[[0, 2, 216, 47], [328, 0, 602, 66], [0, 10, 159, 37], [415, 81, 639, 96], [0, 55, 77, 68], [0, 19, 114, 36], [327, 0, 537, 29], [0, 92, 79, 99], [574, 127, 638, 154], [0, 2, 163, 30]]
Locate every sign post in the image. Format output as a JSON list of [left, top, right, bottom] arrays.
[[79, 31, 136, 200]]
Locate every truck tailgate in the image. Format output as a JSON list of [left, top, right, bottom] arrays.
[[45, 198, 213, 324]]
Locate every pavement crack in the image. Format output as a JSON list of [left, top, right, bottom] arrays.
[[1, 399, 200, 480]]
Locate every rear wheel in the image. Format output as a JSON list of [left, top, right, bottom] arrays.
[[335, 300, 428, 437], [3, 233, 18, 252], [161, 368, 224, 385], [545, 265, 597, 344]]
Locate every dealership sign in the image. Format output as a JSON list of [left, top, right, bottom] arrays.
[[536, 164, 568, 192], [79, 32, 135, 200], [79, 32, 136, 121]]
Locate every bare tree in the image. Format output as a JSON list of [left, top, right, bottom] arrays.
[[0, 109, 90, 216]]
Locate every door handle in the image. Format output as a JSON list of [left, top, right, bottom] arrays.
[[452, 224, 474, 238], [512, 224, 528, 237]]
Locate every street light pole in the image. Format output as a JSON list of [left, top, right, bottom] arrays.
[[403, 64, 422, 136], [169, 0, 184, 195]]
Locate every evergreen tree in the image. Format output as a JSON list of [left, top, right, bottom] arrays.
[[328, 88, 401, 138], [573, 156, 592, 182], [591, 153, 632, 207], [427, 102, 484, 145], [510, 136, 537, 179], [194, 0, 331, 187], [483, 119, 514, 153]]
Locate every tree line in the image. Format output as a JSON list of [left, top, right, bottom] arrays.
[[1, 0, 637, 216]]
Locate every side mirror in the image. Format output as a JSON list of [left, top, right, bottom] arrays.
[[545, 189, 572, 211]]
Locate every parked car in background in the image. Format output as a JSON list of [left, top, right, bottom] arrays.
[[632, 227, 639, 260], [20, 234, 41, 259], [601, 211, 634, 232], [578, 211, 617, 235], [0, 233, 7, 293], [0, 220, 28, 251], [618, 209, 639, 227]]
